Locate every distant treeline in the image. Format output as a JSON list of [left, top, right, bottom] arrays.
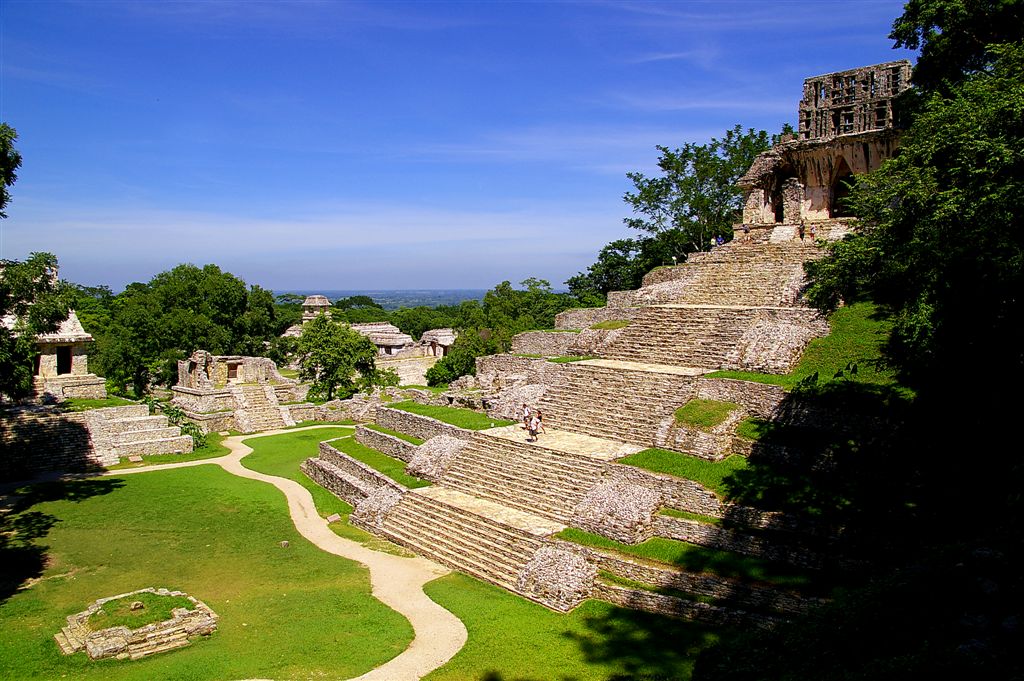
[[71, 267, 595, 395]]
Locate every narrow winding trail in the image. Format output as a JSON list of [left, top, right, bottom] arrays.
[[109, 426, 468, 681]]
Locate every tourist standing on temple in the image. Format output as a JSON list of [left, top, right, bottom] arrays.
[[522, 403, 532, 430]]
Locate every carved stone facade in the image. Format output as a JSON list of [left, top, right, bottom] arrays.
[[739, 60, 912, 225]]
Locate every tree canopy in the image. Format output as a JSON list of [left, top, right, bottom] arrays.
[[0, 253, 73, 399], [296, 314, 378, 401], [0, 123, 22, 219], [93, 264, 287, 395]]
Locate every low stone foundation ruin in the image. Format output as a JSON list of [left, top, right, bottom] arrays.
[[54, 588, 217, 661]]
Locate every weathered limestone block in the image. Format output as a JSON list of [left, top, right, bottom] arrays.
[[483, 383, 548, 421], [609, 464, 725, 518], [406, 435, 467, 481], [724, 313, 829, 374], [351, 487, 404, 532], [573, 479, 662, 544], [516, 545, 597, 612], [554, 306, 640, 331]]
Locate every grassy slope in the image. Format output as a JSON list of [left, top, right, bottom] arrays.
[[424, 573, 727, 681], [557, 528, 812, 588], [389, 401, 516, 430], [239, 427, 410, 551], [0, 467, 412, 681], [674, 399, 739, 429], [707, 302, 900, 390], [327, 436, 430, 489], [617, 449, 749, 497]]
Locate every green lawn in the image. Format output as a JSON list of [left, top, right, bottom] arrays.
[[363, 423, 425, 445], [59, 396, 137, 412], [617, 448, 749, 497], [0, 467, 413, 680], [706, 302, 902, 391], [674, 399, 739, 430], [547, 355, 598, 363], [105, 433, 232, 470], [326, 436, 431, 489], [423, 572, 727, 681], [389, 401, 516, 430], [238, 427, 409, 551], [589, 320, 632, 330], [556, 528, 812, 588]]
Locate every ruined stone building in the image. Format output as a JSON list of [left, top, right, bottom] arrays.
[[739, 60, 912, 225], [281, 294, 333, 338], [1, 309, 107, 401]]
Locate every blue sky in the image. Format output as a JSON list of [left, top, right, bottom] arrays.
[[1, 0, 914, 292]]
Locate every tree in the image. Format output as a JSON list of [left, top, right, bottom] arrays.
[[889, 0, 1024, 92], [425, 329, 495, 387], [0, 253, 73, 399], [97, 264, 287, 395], [805, 40, 1024, 396], [623, 124, 773, 253], [0, 123, 22, 219], [296, 314, 378, 401]]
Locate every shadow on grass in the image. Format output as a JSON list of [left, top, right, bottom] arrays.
[[721, 379, 918, 564], [0, 477, 124, 604]]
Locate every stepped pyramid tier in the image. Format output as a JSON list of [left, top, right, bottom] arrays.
[[1, 403, 193, 476], [171, 351, 314, 434], [305, 420, 826, 621]]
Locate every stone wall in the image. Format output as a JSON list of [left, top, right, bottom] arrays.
[[38, 374, 107, 400], [554, 307, 640, 331], [653, 515, 824, 569], [592, 582, 778, 628], [355, 425, 418, 462], [374, 406, 475, 442], [510, 331, 579, 357], [562, 540, 818, 616], [171, 387, 234, 414], [0, 408, 99, 478], [55, 588, 218, 661], [608, 464, 725, 518], [301, 441, 407, 506], [695, 378, 786, 419]]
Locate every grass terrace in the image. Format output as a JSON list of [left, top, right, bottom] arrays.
[[617, 448, 749, 497], [589, 320, 632, 330], [326, 436, 430, 489], [87, 591, 195, 631], [556, 528, 813, 589], [106, 432, 232, 470], [422, 573, 726, 681], [58, 396, 138, 412], [674, 399, 739, 430], [547, 355, 599, 363], [706, 302, 905, 394], [389, 400, 516, 430], [363, 423, 425, 445]]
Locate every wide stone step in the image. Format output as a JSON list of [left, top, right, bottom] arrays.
[[440, 473, 577, 524], [114, 435, 193, 457], [112, 427, 181, 444], [386, 501, 539, 569], [105, 415, 170, 433]]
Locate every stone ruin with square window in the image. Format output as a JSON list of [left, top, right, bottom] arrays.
[[739, 60, 912, 226]]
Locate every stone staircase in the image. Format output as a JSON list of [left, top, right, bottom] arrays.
[[89, 405, 194, 462], [230, 384, 293, 433], [610, 238, 824, 308], [537, 360, 700, 447], [379, 487, 557, 593], [437, 431, 609, 524], [597, 304, 822, 370]]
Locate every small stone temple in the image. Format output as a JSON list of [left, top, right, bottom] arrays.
[[1, 309, 107, 400], [738, 60, 912, 224], [281, 294, 332, 338], [172, 351, 314, 433]]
